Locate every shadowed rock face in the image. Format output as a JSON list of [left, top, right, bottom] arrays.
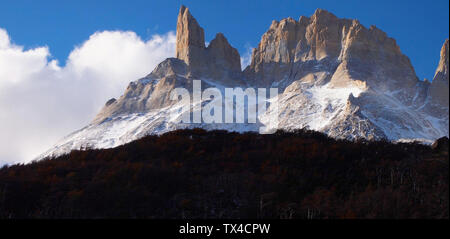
[[206, 33, 242, 77], [40, 6, 449, 159]]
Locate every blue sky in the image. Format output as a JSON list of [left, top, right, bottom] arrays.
[[0, 0, 448, 80], [0, 0, 448, 164]]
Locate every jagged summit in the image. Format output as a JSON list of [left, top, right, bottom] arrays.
[[207, 33, 241, 74], [244, 9, 416, 91], [175, 6, 242, 84], [176, 6, 205, 67], [311, 8, 339, 23], [428, 39, 449, 107], [436, 39, 449, 76], [40, 6, 449, 159]]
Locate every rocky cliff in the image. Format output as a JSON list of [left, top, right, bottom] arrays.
[[40, 6, 449, 159], [428, 39, 449, 107], [244, 9, 418, 91], [175, 6, 242, 85]]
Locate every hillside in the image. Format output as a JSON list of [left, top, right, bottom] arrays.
[[1, 129, 448, 219]]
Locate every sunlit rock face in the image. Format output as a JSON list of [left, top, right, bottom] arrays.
[[175, 6, 242, 86], [175, 5, 205, 68], [40, 6, 449, 159], [244, 9, 418, 91], [428, 39, 449, 107]]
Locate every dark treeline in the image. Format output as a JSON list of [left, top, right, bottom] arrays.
[[0, 129, 448, 219]]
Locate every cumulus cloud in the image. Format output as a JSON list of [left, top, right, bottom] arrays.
[[0, 28, 175, 165]]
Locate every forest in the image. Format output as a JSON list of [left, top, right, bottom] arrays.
[[0, 128, 448, 219]]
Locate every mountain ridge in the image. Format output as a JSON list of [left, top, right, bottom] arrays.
[[40, 6, 449, 159]]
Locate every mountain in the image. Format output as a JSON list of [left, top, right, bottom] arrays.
[[40, 6, 449, 159]]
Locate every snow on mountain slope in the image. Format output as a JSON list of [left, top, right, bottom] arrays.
[[40, 76, 446, 159], [39, 6, 449, 159]]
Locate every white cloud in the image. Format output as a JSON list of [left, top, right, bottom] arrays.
[[0, 30, 11, 48], [0, 28, 175, 165], [240, 44, 253, 70]]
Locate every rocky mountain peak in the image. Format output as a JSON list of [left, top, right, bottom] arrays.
[[207, 33, 242, 74], [176, 5, 205, 67], [245, 8, 418, 90], [311, 8, 338, 24], [175, 6, 242, 85], [428, 39, 449, 107], [41, 7, 449, 160], [436, 39, 449, 77]]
